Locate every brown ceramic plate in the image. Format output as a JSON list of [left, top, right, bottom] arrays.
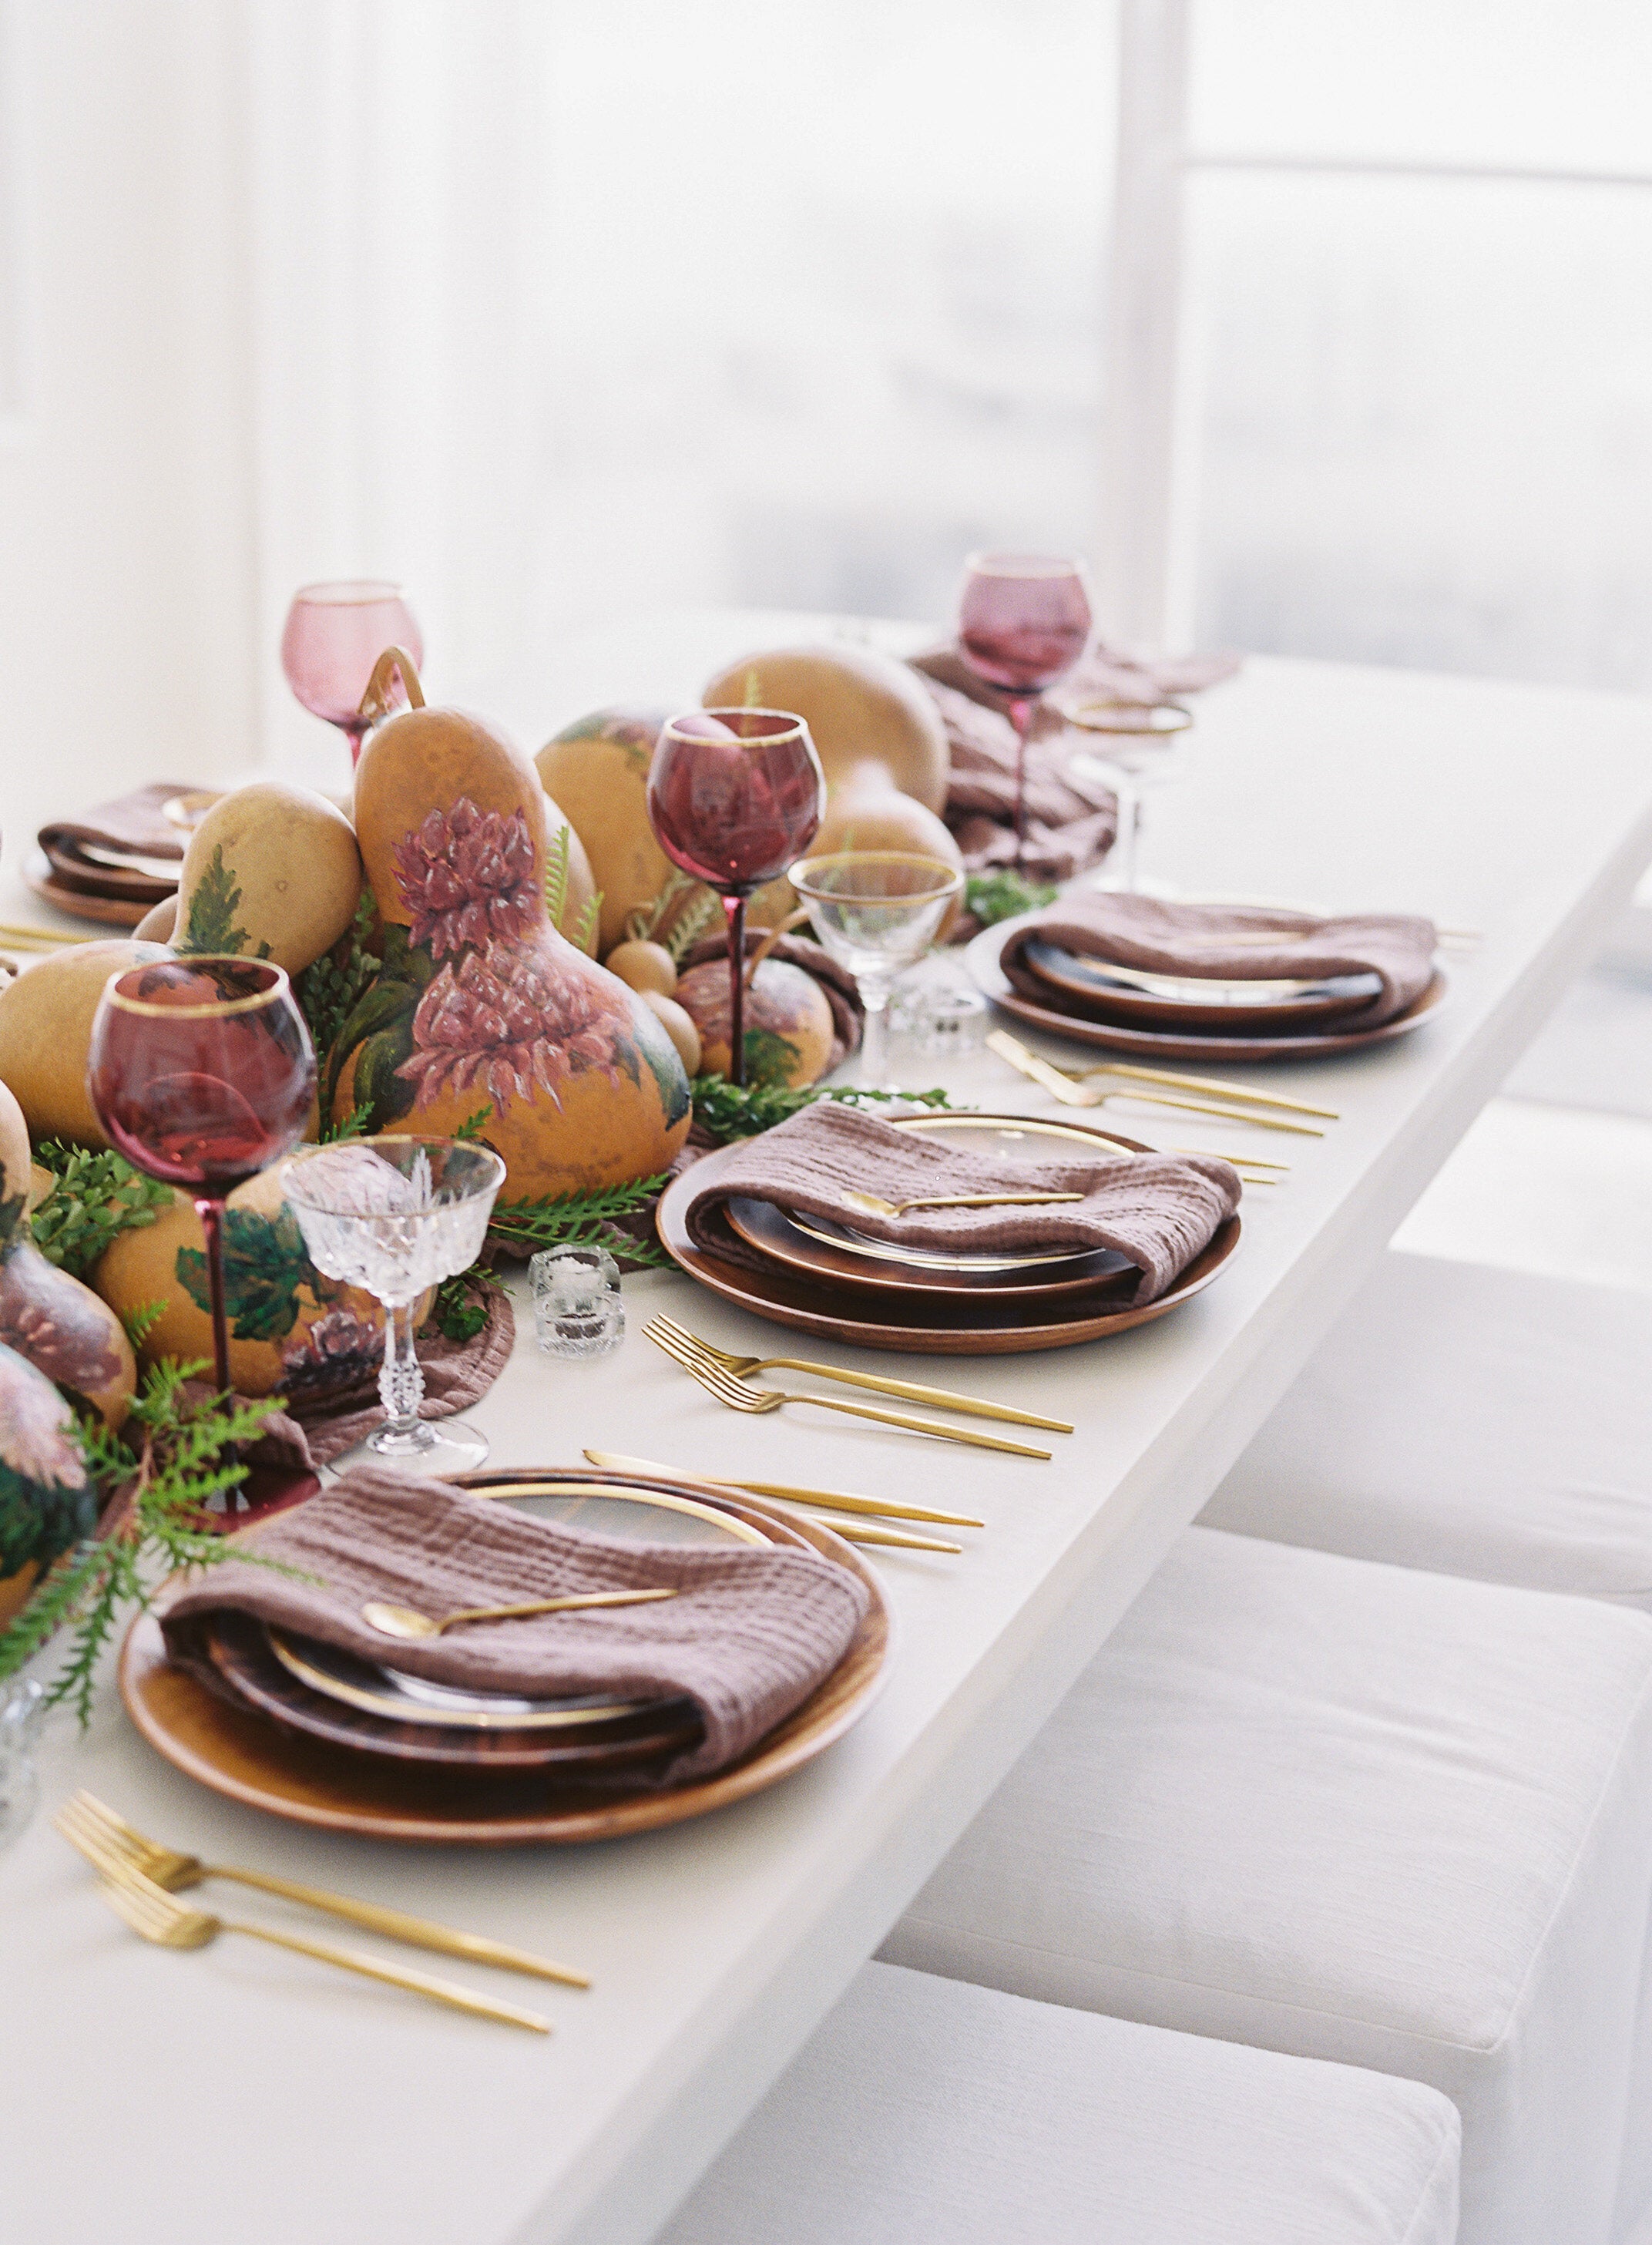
[[1020, 938, 1383, 1032], [24, 849, 153, 928], [657, 1120, 1241, 1354], [201, 1611, 705, 1774], [118, 1478, 891, 1844], [968, 918, 1448, 1063], [720, 1111, 1153, 1302]]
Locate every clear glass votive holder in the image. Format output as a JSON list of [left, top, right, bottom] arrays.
[[899, 980, 990, 1059], [0, 1679, 45, 1852], [531, 1243, 624, 1359]]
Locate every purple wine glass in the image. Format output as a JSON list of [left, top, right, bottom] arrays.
[[957, 553, 1092, 864], [646, 707, 825, 1087], [87, 957, 316, 1401], [280, 580, 425, 771]]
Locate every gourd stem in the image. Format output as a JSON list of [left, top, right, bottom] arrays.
[[356, 646, 427, 728]]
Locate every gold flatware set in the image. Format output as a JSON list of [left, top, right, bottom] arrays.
[[55, 1790, 586, 2032], [585, 1448, 982, 1556], [643, 1312, 1066, 1460], [989, 1030, 1332, 1138]]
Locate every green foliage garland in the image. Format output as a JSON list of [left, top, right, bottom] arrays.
[[963, 869, 1058, 929], [0, 1363, 281, 1726], [689, 1074, 952, 1144], [29, 1143, 175, 1279]]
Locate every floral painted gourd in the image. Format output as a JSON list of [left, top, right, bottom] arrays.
[[0, 1339, 96, 1630], [339, 659, 692, 1198], [93, 1163, 416, 1400]]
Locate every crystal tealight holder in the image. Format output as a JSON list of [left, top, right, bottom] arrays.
[[530, 1244, 624, 1359], [0, 1679, 45, 1853]]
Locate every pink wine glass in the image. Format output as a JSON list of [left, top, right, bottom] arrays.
[[957, 553, 1092, 865], [280, 581, 425, 770], [87, 958, 316, 1403], [646, 708, 826, 1087]]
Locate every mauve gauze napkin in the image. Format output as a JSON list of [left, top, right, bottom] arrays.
[[1001, 893, 1439, 1030], [685, 1100, 1240, 1305], [157, 1464, 870, 1782]]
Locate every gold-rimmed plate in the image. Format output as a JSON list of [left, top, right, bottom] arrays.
[[267, 1478, 771, 1733], [658, 1114, 1241, 1353], [119, 1477, 892, 1846], [724, 1114, 1149, 1301], [969, 915, 1448, 1062]]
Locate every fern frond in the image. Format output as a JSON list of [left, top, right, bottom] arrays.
[[573, 892, 602, 953], [544, 824, 572, 929]]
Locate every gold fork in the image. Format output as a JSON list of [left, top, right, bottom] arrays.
[[645, 1314, 1072, 1433], [585, 1448, 983, 1527], [989, 1030, 1335, 1121], [57, 1818, 550, 2033], [59, 1791, 587, 1987], [987, 1032, 1323, 1135], [644, 1319, 1052, 1459]]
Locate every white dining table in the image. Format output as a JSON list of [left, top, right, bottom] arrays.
[[5, 627, 1652, 2245]]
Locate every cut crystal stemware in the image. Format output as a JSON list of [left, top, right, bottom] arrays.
[[282, 1135, 505, 1474]]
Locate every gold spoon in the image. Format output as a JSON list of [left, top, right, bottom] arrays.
[[840, 1188, 1084, 1218], [361, 1587, 678, 1641]]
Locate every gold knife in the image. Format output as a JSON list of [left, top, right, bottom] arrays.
[[585, 1450, 983, 1529]]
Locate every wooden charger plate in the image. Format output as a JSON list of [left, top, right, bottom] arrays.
[[656, 1117, 1241, 1355], [967, 916, 1447, 1064], [119, 1474, 891, 1844]]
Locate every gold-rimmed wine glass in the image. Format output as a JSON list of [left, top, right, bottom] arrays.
[[86, 958, 317, 1401], [791, 852, 964, 1091]]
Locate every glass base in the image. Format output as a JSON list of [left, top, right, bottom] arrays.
[[355, 1416, 491, 1476]]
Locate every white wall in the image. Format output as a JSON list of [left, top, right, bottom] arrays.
[[0, 0, 261, 879]]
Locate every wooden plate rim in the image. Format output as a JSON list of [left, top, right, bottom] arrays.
[[118, 1477, 892, 1844]]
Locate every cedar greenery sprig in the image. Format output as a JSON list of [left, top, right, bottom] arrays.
[[485, 1175, 673, 1270], [29, 1143, 175, 1279], [296, 891, 379, 1060], [963, 869, 1058, 929], [0, 1362, 281, 1728], [689, 1074, 952, 1144]]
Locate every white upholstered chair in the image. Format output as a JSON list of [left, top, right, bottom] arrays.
[[1199, 1250, 1652, 1607], [657, 1961, 1462, 2244], [882, 1529, 1652, 2245]]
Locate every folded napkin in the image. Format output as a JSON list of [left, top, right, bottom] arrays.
[[38, 781, 210, 866], [157, 1464, 870, 1781], [915, 670, 1120, 882], [684, 1099, 1240, 1305], [1000, 894, 1439, 1030]]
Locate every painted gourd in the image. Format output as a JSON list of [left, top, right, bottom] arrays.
[[92, 1161, 418, 1400], [536, 708, 679, 959], [0, 1339, 96, 1631], [341, 668, 692, 1198], [676, 958, 835, 1089], [0, 1190, 135, 1433], [173, 780, 362, 976], [0, 939, 167, 1148]]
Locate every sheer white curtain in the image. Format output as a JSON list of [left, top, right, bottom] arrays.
[[245, 0, 552, 781]]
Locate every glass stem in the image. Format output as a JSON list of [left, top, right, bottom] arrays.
[[1116, 779, 1142, 891], [859, 976, 894, 1091], [377, 1298, 428, 1447], [1009, 697, 1035, 868], [724, 892, 748, 1089], [343, 720, 367, 770], [192, 1196, 233, 1398]]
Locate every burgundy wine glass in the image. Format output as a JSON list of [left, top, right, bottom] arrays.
[[280, 580, 425, 770], [957, 553, 1093, 864], [87, 958, 316, 1403], [646, 707, 826, 1087]]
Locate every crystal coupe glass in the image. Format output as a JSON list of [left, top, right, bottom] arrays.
[[791, 852, 964, 1092], [282, 1136, 505, 1474]]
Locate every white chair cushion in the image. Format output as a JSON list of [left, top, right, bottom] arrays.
[[658, 1961, 1462, 2245], [1200, 1251, 1652, 1606], [882, 1530, 1652, 2245]]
